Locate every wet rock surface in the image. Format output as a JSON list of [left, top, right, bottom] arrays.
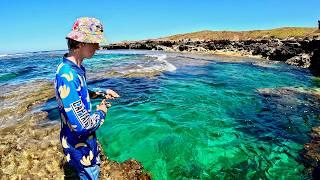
[[102, 37, 320, 70], [0, 80, 151, 179]]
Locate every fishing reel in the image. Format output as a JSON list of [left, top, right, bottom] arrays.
[[103, 101, 112, 108], [96, 90, 112, 108]]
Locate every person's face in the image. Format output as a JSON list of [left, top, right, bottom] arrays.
[[79, 43, 99, 58]]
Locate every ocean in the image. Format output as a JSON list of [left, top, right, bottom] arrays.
[[1, 50, 319, 179]]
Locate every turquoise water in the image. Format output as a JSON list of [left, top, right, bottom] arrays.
[[1, 50, 320, 179], [94, 52, 320, 179]]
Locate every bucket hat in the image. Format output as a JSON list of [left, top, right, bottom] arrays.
[[66, 17, 106, 44]]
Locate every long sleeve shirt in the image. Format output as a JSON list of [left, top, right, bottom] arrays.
[[54, 57, 105, 170]]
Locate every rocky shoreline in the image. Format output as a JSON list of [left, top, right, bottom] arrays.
[[0, 80, 151, 179], [102, 37, 320, 72]]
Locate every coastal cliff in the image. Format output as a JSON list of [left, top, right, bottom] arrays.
[[103, 37, 320, 71], [102, 27, 320, 72]]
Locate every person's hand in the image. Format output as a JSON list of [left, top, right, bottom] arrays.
[[104, 89, 120, 99], [96, 99, 108, 114]]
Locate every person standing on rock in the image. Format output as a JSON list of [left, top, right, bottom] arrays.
[[54, 17, 120, 179]]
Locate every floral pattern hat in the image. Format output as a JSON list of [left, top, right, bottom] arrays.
[[66, 17, 107, 44]]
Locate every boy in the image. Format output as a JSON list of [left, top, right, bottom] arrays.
[[54, 17, 119, 179]]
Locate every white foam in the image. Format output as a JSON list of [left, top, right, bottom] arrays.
[[0, 52, 32, 59], [116, 54, 176, 76], [146, 54, 167, 61], [0, 54, 9, 57], [145, 54, 177, 72], [252, 61, 280, 68]]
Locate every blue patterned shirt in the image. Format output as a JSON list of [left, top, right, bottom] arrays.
[[54, 57, 106, 170]]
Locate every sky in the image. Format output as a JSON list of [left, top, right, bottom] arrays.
[[0, 0, 319, 53]]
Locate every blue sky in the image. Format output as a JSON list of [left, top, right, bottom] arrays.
[[0, 0, 319, 53]]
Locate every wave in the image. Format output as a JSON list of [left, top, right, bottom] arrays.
[[0, 50, 66, 60], [121, 54, 176, 75], [143, 54, 177, 72], [0, 52, 33, 59], [251, 61, 280, 68], [0, 54, 9, 57], [94, 54, 177, 78]]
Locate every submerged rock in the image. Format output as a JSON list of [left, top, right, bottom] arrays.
[[257, 87, 320, 177], [0, 80, 55, 128]]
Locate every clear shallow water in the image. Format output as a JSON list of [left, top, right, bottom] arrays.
[[1, 50, 320, 179]]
